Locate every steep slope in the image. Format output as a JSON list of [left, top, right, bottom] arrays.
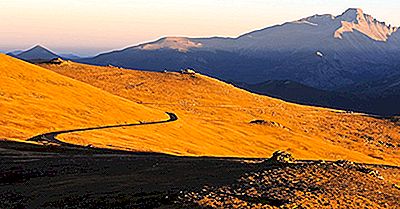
[[236, 80, 400, 116], [345, 73, 400, 96], [40, 61, 400, 165], [13, 45, 59, 63], [338, 74, 400, 115], [0, 54, 165, 141], [334, 8, 397, 41], [236, 80, 365, 111], [80, 8, 400, 90]]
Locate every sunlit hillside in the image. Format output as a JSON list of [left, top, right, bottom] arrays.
[[39, 61, 400, 165], [0, 54, 166, 141]]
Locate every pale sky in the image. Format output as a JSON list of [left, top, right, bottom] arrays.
[[0, 0, 399, 56]]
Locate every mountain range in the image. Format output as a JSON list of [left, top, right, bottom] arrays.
[[3, 8, 400, 115], [79, 8, 400, 89], [6, 45, 82, 62], [79, 8, 400, 116]]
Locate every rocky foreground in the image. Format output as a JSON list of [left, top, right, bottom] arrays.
[[179, 153, 400, 208], [0, 143, 399, 209]]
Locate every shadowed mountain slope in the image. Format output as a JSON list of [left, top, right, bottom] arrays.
[[236, 80, 364, 110], [235, 80, 400, 116]]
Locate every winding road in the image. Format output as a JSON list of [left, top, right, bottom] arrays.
[[28, 112, 178, 152]]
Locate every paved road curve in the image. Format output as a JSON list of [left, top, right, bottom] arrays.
[[28, 112, 178, 152]]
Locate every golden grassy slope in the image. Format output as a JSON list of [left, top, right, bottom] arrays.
[[0, 54, 166, 141], [40, 61, 400, 165]]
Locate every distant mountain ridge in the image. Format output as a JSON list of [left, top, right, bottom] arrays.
[[10, 45, 60, 63], [7, 45, 83, 63], [80, 8, 400, 91], [135, 8, 398, 51]]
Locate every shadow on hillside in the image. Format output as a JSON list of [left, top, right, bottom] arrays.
[[0, 140, 172, 156], [0, 140, 264, 209]]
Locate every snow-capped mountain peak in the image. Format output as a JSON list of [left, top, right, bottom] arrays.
[[334, 8, 398, 41]]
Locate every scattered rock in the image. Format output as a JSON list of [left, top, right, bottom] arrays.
[[48, 58, 65, 65], [250, 120, 268, 125], [180, 68, 196, 75], [267, 150, 295, 164], [335, 160, 384, 180], [178, 160, 399, 208], [388, 116, 400, 125], [361, 134, 375, 142], [386, 142, 395, 148], [335, 160, 355, 168], [250, 120, 288, 130]]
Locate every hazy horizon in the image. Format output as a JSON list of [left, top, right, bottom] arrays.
[[1, 0, 399, 56]]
